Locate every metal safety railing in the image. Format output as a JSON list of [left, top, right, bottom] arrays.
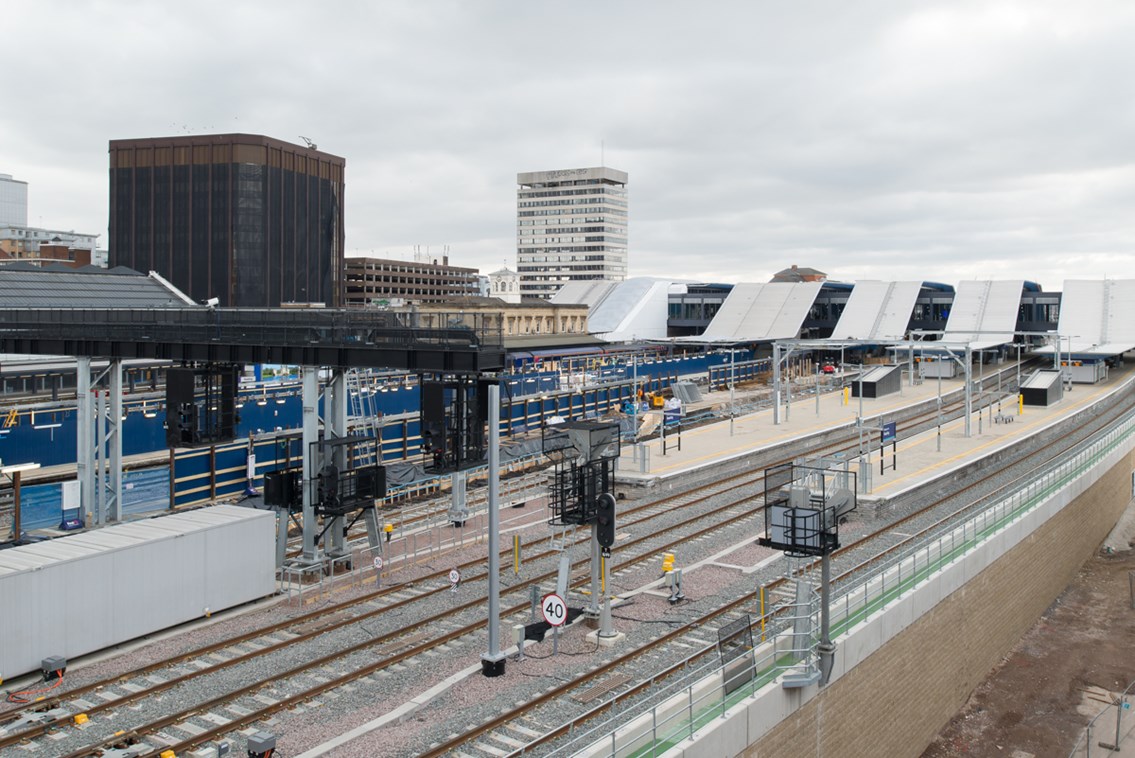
[[535, 404, 1135, 758], [1068, 677, 1135, 757]]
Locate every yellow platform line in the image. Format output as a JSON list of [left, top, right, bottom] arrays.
[[871, 380, 1119, 494], [640, 388, 950, 476]]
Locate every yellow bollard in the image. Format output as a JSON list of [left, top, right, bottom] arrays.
[[1018, 394, 1023, 415], [843, 386, 850, 405]]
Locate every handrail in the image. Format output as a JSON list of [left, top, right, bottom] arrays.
[[542, 404, 1135, 757]]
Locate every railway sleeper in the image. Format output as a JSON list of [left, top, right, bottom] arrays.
[[573, 673, 633, 704]]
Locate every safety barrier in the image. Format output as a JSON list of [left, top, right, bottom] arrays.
[[1068, 677, 1135, 757], [541, 407, 1135, 757]]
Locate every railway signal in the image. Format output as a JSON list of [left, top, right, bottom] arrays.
[[596, 492, 616, 548]]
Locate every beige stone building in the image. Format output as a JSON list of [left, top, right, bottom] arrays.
[[400, 296, 589, 338]]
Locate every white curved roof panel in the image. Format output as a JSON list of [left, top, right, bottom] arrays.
[[830, 281, 921, 341], [695, 282, 823, 343], [1047, 279, 1135, 356], [939, 280, 1023, 350]]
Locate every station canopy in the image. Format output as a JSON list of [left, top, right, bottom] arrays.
[[829, 281, 922, 342], [681, 281, 823, 343], [551, 280, 619, 311], [1038, 279, 1135, 357], [934, 279, 1023, 350], [552, 277, 673, 342], [0, 263, 196, 309]]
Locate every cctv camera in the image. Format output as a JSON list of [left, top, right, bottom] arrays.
[[205, 297, 220, 307]]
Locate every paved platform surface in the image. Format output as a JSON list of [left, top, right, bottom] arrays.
[[617, 362, 1133, 502]]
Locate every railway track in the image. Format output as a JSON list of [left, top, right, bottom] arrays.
[[0, 363, 1040, 756], [423, 377, 1135, 757]]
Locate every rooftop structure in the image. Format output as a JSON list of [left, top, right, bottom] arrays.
[[936, 279, 1025, 349], [0, 263, 193, 308], [828, 281, 923, 342], [690, 281, 825, 343], [771, 264, 827, 283], [1047, 279, 1135, 357], [488, 266, 521, 304], [552, 277, 672, 342]]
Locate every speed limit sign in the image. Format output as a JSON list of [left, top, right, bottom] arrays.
[[541, 593, 567, 627], [449, 568, 461, 587], [373, 556, 384, 571]]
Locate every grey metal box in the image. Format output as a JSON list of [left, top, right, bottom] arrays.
[[247, 732, 277, 753], [0, 505, 276, 679]]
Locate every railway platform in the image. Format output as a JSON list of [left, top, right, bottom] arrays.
[[616, 362, 1132, 509]]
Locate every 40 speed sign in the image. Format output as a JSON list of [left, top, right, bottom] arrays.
[[541, 593, 567, 626]]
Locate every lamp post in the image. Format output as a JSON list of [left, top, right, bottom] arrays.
[[632, 355, 639, 444], [857, 363, 865, 460], [815, 359, 820, 417], [729, 347, 736, 436], [1016, 342, 1024, 414]]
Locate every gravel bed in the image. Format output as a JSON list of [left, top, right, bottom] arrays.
[[9, 377, 1127, 758]]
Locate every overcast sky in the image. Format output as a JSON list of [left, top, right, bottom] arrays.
[[6, 0, 1135, 291]]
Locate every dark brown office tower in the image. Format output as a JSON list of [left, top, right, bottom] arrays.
[[108, 134, 345, 307]]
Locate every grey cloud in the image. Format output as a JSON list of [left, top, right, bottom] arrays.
[[4, 0, 1135, 292]]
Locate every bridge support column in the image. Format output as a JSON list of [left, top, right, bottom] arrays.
[[106, 360, 123, 523], [964, 345, 973, 438], [327, 369, 348, 558], [773, 343, 782, 425], [76, 358, 93, 526], [301, 366, 321, 563]]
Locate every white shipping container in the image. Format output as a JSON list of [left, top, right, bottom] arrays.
[[0, 504, 275, 679]]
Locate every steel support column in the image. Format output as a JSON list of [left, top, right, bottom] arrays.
[[106, 361, 123, 523], [76, 357, 93, 526], [481, 384, 506, 677], [964, 345, 973, 438], [772, 343, 782, 425], [301, 366, 321, 562], [327, 369, 348, 557]]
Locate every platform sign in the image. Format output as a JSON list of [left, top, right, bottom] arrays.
[[542, 593, 568, 626], [881, 421, 897, 445]]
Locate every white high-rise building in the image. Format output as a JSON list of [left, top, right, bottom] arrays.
[[0, 173, 28, 227], [517, 166, 628, 300]]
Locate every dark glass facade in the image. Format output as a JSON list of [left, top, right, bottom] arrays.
[[108, 134, 344, 307]]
